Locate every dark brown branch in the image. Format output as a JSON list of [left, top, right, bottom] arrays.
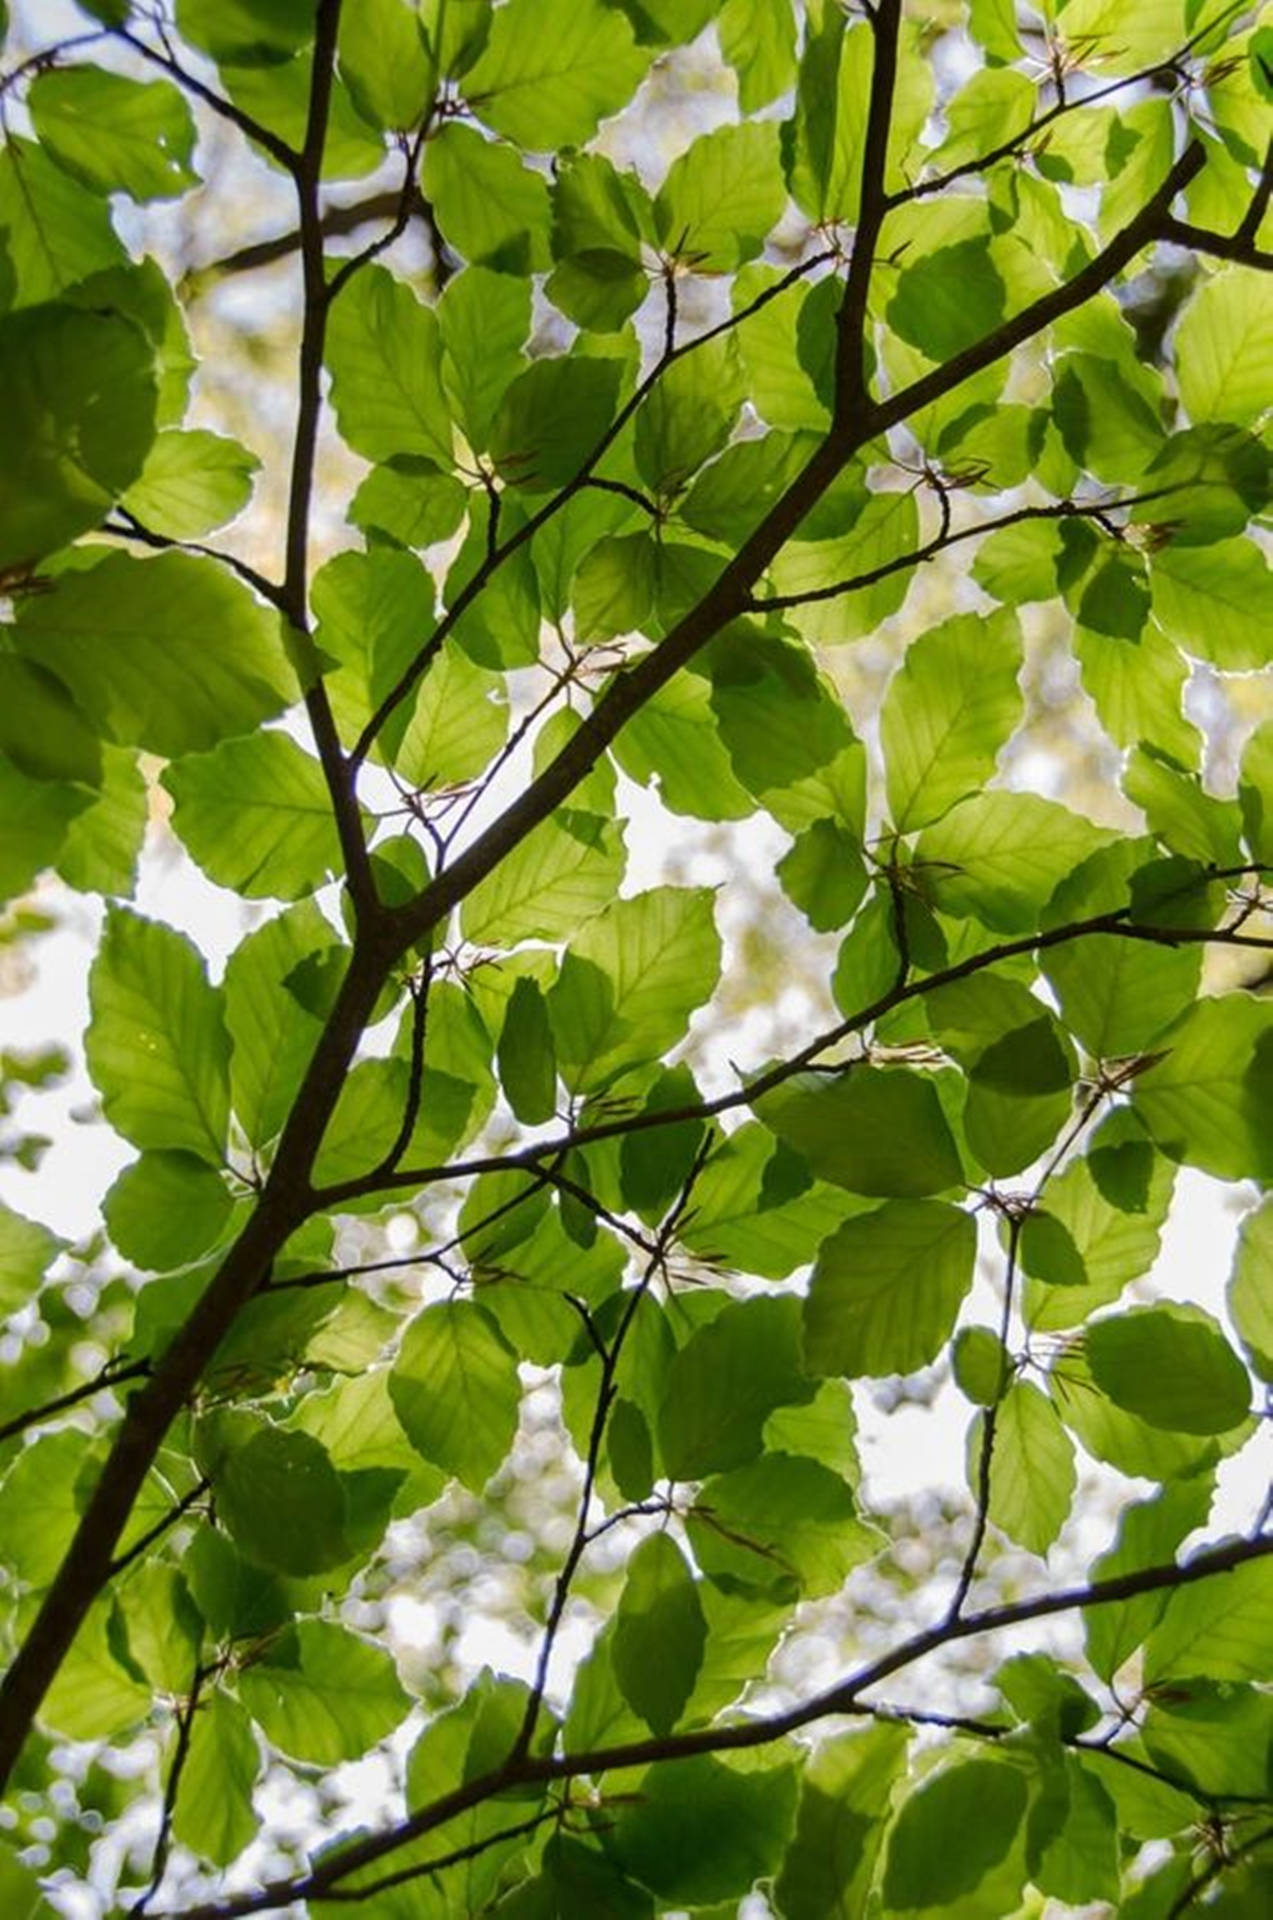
[[834, 0, 903, 426], [948, 1211, 1022, 1620], [185, 189, 409, 287], [107, 1477, 211, 1580], [103, 513, 285, 610], [116, 28, 298, 172], [349, 247, 838, 766], [156, 1532, 1273, 1918], [315, 896, 1272, 1208], [1157, 216, 1273, 270], [326, 117, 436, 303], [130, 1662, 212, 1917], [0, 1358, 149, 1446]]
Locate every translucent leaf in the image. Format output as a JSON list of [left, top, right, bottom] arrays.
[[39, 1602, 151, 1741], [888, 240, 1006, 361], [1132, 994, 1272, 1182], [422, 120, 552, 273], [881, 1760, 1027, 1910], [635, 336, 743, 496], [1145, 1558, 1273, 1685], [437, 266, 530, 451], [680, 1124, 865, 1281], [757, 1069, 964, 1199], [223, 901, 332, 1150], [612, 1532, 706, 1735], [655, 121, 786, 271], [981, 1381, 1076, 1555], [0, 1431, 86, 1584], [173, 1691, 260, 1868], [0, 137, 124, 307], [777, 818, 867, 932], [103, 1150, 232, 1271], [325, 264, 454, 467], [86, 907, 231, 1163], [615, 1755, 798, 1903], [1084, 1479, 1214, 1684], [54, 743, 147, 898], [121, 428, 258, 539], [0, 302, 156, 569], [390, 1299, 520, 1491], [163, 732, 344, 900], [881, 609, 1023, 831], [338, 0, 435, 132], [202, 1415, 350, 1575], [0, 759, 91, 907], [773, 1722, 909, 1920], [497, 976, 557, 1125], [30, 66, 197, 202], [1049, 1349, 1222, 1483], [1150, 538, 1273, 669], [490, 354, 622, 491], [658, 1295, 814, 1480], [238, 1619, 409, 1764], [460, 809, 624, 945], [0, 1201, 62, 1317], [1229, 1197, 1273, 1383], [547, 886, 720, 1091], [687, 1453, 880, 1603], [394, 645, 507, 790], [914, 794, 1116, 932], [464, 0, 649, 149], [13, 552, 294, 758], [805, 1201, 976, 1379], [1086, 1303, 1252, 1436]]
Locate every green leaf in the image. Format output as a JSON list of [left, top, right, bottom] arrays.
[[86, 907, 230, 1162], [1144, 1558, 1273, 1685], [460, 809, 624, 945], [395, 643, 507, 790], [348, 455, 466, 550], [655, 121, 786, 271], [464, 0, 649, 149], [497, 976, 557, 1125], [777, 818, 867, 932], [422, 120, 552, 273], [888, 241, 1005, 361], [175, 0, 315, 66], [1086, 1304, 1251, 1435], [0, 1430, 86, 1584], [120, 428, 258, 538], [612, 1532, 706, 1735], [719, 0, 796, 108], [0, 758, 90, 904], [338, 0, 435, 131], [1229, 1198, 1273, 1383], [687, 1452, 880, 1601], [805, 1201, 976, 1379], [981, 1381, 1077, 1555], [438, 266, 529, 452], [0, 658, 101, 787], [1084, 1479, 1215, 1684], [202, 1415, 350, 1575], [390, 1300, 520, 1492], [1049, 1349, 1221, 1483], [0, 301, 156, 569], [1150, 538, 1273, 670], [658, 1295, 814, 1480], [1030, 1754, 1119, 1906], [1176, 266, 1273, 429], [163, 732, 344, 900], [13, 552, 294, 757], [325, 264, 454, 467], [1132, 994, 1272, 1182], [30, 66, 197, 201], [773, 1722, 910, 1920], [881, 610, 1023, 831], [0, 136, 124, 307], [310, 544, 436, 753], [914, 794, 1116, 932], [0, 1200, 62, 1316], [679, 1124, 863, 1281], [238, 1620, 409, 1764], [547, 886, 720, 1091], [615, 1755, 797, 1904], [635, 336, 743, 496], [55, 741, 147, 897], [223, 901, 331, 1150], [490, 354, 622, 491], [103, 1150, 232, 1271], [953, 1326, 1012, 1407], [39, 1602, 151, 1741], [173, 1691, 260, 1868], [881, 1759, 1027, 1910], [757, 1069, 964, 1199]]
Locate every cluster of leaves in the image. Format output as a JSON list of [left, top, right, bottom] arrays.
[[0, 0, 1271, 1914]]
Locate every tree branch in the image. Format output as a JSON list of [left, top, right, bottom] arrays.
[[160, 1532, 1273, 1918], [834, 0, 903, 427]]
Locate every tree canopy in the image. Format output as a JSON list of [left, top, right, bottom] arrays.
[[0, 0, 1271, 1914]]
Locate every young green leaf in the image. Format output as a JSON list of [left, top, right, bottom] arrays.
[[612, 1532, 706, 1735], [805, 1201, 976, 1379], [390, 1300, 520, 1492]]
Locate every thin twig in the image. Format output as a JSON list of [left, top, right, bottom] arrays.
[[0, 1358, 149, 1445], [130, 1662, 213, 1916], [107, 1478, 210, 1579], [104, 513, 285, 609]]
